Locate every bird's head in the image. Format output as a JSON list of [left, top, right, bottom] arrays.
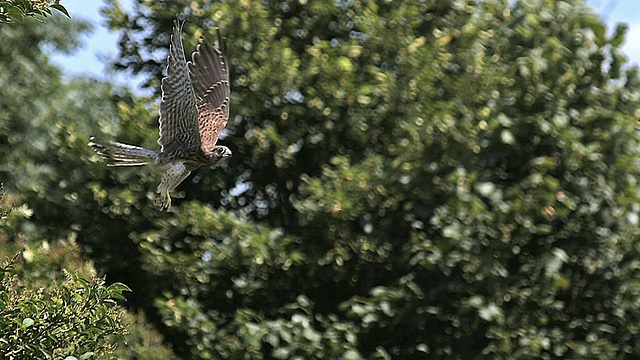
[[213, 146, 232, 158], [208, 146, 232, 169]]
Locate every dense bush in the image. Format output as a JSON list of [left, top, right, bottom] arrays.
[[0, 211, 174, 359], [0, 253, 128, 359]]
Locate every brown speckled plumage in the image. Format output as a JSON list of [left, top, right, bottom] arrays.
[[89, 20, 232, 211]]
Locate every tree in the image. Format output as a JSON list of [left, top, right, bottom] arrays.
[[92, 0, 640, 358], [0, 224, 174, 359], [0, 0, 69, 23], [0, 15, 174, 358], [0, 251, 129, 359], [0, 14, 151, 305], [0, 184, 11, 220], [5, 0, 640, 358]]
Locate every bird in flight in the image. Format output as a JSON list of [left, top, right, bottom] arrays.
[[90, 20, 231, 211]]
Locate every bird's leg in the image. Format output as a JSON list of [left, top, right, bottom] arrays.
[[155, 161, 191, 211]]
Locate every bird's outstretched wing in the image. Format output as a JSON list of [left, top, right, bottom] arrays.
[[158, 20, 201, 155], [188, 29, 230, 155]]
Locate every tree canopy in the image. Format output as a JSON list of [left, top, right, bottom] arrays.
[[3, 0, 640, 358], [0, 0, 69, 23], [0, 16, 172, 359]]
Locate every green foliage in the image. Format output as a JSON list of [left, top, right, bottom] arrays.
[[0, 253, 129, 358], [95, 0, 640, 358], [0, 184, 12, 221], [3, 0, 640, 359], [0, 235, 173, 359], [0, 16, 177, 359], [0, 0, 69, 23], [108, 311, 176, 360]]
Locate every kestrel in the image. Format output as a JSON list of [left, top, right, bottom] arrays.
[[89, 20, 231, 210]]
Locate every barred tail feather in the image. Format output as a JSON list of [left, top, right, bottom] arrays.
[[89, 137, 159, 166]]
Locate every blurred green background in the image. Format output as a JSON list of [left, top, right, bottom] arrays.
[[3, 0, 640, 358]]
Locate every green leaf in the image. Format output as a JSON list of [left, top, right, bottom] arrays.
[[337, 56, 353, 72], [4, 5, 25, 22], [116, 332, 128, 346], [51, 4, 70, 18], [22, 317, 34, 328], [500, 129, 515, 145], [108, 282, 132, 294], [78, 352, 95, 360], [342, 349, 363, 360]]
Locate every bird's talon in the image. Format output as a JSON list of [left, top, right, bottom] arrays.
[[155, 193, 171, 211]]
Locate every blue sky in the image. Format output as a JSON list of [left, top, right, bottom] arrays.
[[591, 0, 640, 62], [49, 0, 140, 90], [50, 0, 640, 91]]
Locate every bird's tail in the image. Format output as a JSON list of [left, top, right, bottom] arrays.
[[89, 137, 159, 166]]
